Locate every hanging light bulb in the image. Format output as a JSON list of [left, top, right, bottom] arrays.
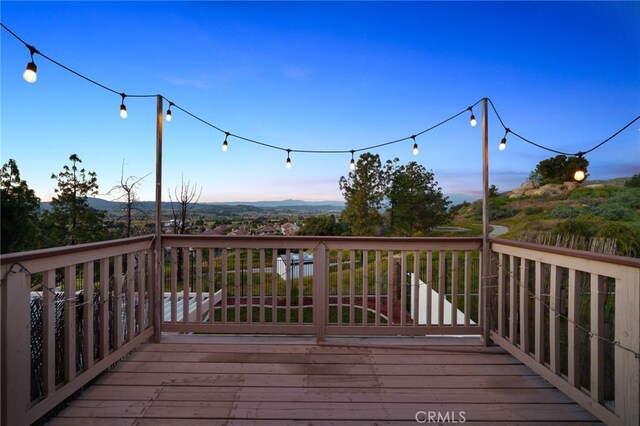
[[23, 45, 38, 83], [286, 149, 292, 169], [166, 102, 173, 122], [498, 128, 510, 151], [468, 107, 477, 127], [349, 150, 356, 170], [573, 153, 587, 182], [411, 136, 418, 156], [222, 132, 229, 152], [23, 61, 37, 83], [119, 94, 128, 119]]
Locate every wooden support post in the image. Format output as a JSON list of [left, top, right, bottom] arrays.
[[1, 265, 30, 426], [589, 273, 605, 404], [481, 97, 492, 346], [614, 266, 639, 424], [153, 94, 163, 343], [313, 243, 327, 342]]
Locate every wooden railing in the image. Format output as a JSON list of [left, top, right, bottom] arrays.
[[490, 238, 640, 426], [3, 234, 637, 425], [161, 235, 484, 338], [0, 236, 155, 425]]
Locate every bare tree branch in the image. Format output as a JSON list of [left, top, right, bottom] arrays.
[[168, 175, 202, 234], [107, 160, 150, 237]]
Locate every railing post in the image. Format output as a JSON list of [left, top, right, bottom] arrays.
[[481, 97, 492, 346], [153, 94, 163, 343], [313, 243, 327, 342], [1, 265, 30, 426], [615, 266, 639, 424]]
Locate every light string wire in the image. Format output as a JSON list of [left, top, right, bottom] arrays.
[[487, 98, 640, 157], [487, 257, 640, 358], [2, 22, 637, 161], [6, 244, 639, 357]]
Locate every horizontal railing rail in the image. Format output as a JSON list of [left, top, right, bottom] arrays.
[[4, 234, 635, 425], [160, 235, 484, 337], [1, 235, 156, 425], [489, 237, 639, 426]]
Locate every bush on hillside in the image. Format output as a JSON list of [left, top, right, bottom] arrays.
[[554, 217, 601, 239], [524, 207, 544, 215], [595, 222, 640, 257], [624, 174, 640, 188]]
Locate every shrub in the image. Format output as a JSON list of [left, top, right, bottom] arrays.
[[596, 222, 640, 257], [524, 207, 544, 215], [550, 205, 587, 219], [624, 174, 640, 188], [610, 189, 640, 208], [490, 207, 518, 220], [554, 217, 603, 239], [569, 187, 616, 200], [592, 204, 633, 221]]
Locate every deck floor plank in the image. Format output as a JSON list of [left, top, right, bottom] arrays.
[[51, 335, 601, 425]]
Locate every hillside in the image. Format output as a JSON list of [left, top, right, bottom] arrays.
[[450, 180, 640, 257], [40, 198, 344, 216]]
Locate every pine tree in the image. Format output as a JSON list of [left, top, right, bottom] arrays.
[[1, 159, 41, 253], [43, 154, 109, 246]]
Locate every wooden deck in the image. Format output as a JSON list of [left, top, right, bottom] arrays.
[[48, 335, 601, 425]]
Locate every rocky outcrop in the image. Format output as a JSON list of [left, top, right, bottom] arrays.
[[509, 181, 581, 198]]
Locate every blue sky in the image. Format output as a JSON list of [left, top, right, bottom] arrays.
[[2, 1, 639, 203]]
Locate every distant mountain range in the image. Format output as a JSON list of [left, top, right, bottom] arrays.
[[40, 194, 477, 213], [40, 198, 346, 214]]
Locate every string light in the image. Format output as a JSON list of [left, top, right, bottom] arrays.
[[468, 107, 477, 127], [349, 150, 356, 170], [1, 23, 638, 173], [22, 44, 39, 83], [166, 102, 173, 122], [222, 132, 229, 152], [119, 93, 128, 119], [22, 45, 38, 83], [411, 135, 419, 156], [499, 128, 509, 151], [573, 153, 587, 182], [286, 149, 292, 169]]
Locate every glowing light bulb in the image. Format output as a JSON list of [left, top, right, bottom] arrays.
[[350, 158, 356, 170], [499, 138, 506, 151], [166, 109, 172, 122], [412, 142, 419, 156], [470, 114, 477, 127], [286, 157, 292, 169], [120, 103, 128, 119], [23, 61, 37, 83], [573, 170, 586, 182], [222, 134, 229, 152]]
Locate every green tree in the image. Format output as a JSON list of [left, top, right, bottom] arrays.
[[43, 154, 109, 246], [298, 214, 346, 236], [339, 153, 391, 236], [1, 159, 41, 253], [624, 173, 640, 188], [387, 162, 451, 236], [533, 155, 589, 185]]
